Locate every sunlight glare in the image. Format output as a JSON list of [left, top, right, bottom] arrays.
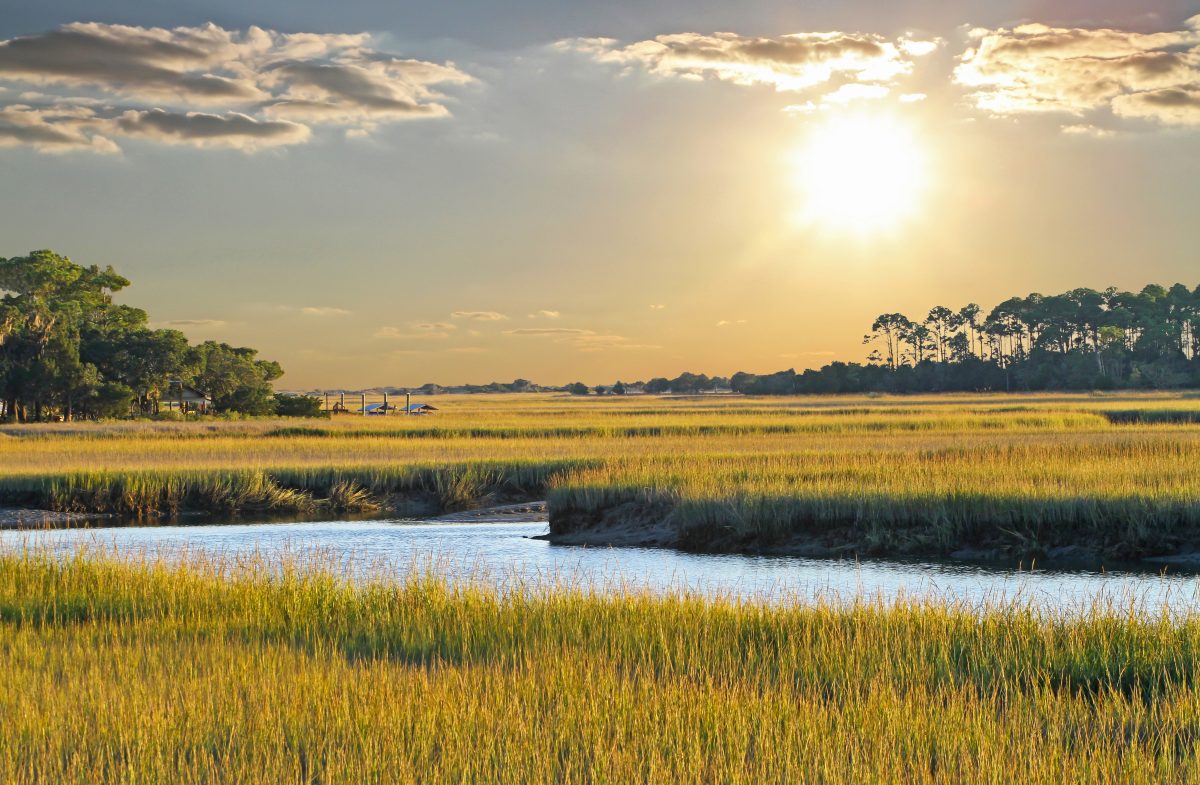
[[791, 112, 930, 236]]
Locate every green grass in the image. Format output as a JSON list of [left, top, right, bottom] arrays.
[[0, 550, 1198, 783]]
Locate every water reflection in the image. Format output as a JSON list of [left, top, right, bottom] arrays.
[[3, 519, 1198, 614]]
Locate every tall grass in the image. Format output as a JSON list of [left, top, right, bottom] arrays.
[[3, 393, 1200, 557], [0, 549, 1198, 783]]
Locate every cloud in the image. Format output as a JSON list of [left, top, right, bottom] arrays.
[[157, 318, 226, 327], [1112, 87, 1200, 125], [649, 304, 666, 310], [570, 334, 661, 352], [1060, 123, 1115, 138], [954, 15, 1200, 126], [558, 30, 938, 99], [300, 305, 351, 316], [451, 310, 508, 321], [820, 82, 890, 105], [716, 319, 748, 327], [0, 22, 472, 153], [263, 59, 470, 124], [504, 327, 593, 336], [410, 321, 456, 331], [0, 104, 118, 153], [504, 326, 659, 351], [116, 108, 310, 149], [374, 326, 451, 340], [527, 309, 561, 319]]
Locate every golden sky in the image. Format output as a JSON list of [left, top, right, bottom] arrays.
[[1, 4, 1197, 388]]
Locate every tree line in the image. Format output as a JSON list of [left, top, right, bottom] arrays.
[[734, 283, 1200, 394], [1, 250, 289, 421]]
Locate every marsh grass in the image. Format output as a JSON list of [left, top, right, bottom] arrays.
[[3, 393, 1200, 555], [0, 548, 1198, 783]]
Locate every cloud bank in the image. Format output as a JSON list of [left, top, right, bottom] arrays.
[[955, 15, 1200, 126], [0, 22, 472, 152]]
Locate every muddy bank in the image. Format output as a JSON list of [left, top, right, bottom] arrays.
[[0, 492, 546, 531], [0, 508, 113, 530], [433, 501, 548, 524], [545, 501, 1200, 570]]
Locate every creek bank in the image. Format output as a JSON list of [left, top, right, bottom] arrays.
[[545, 502, 1200, 570], [0, 492, 546, 531], [0, 508, 113, 530]]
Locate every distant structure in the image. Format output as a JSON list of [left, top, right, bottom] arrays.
[[161, 379, 212, 414], [322, 390, 439, 415]]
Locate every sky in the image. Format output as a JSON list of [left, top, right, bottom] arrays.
[[1, 0, 1198, 389]]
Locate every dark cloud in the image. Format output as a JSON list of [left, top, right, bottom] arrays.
[[115, 109, 310, 149], [0, 22, 473, 153]]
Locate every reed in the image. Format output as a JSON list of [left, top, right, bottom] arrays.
[[0, 549, 1197, 783]]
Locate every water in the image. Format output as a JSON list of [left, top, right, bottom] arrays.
[[4, 518, 1199, 613]]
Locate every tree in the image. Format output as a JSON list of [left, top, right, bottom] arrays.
[[189, 342, 283, 415], [924, 306, 962, 363], [0, 250, 131, 421], [612, 380, 627, 395], [643, 377, 671, 394], [864, 313, 911, 370], [566, 382, 589, 395], [274, 393, 324, 417]]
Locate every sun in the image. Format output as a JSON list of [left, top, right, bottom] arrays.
[[790, 112, 930, 236]]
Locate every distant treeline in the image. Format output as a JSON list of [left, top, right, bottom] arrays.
[[0, 250, 292, 422], [734, 283, 1200, 394]]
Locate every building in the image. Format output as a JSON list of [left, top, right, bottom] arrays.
[[161, 380, 212, 414]]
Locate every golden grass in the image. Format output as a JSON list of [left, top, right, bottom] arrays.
[[2, 392, 1200, 556], [0, 549, 1198, 783]]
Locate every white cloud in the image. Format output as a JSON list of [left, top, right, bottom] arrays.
[[527, 309, 561, 319], [899, 92, 927, 103], [1060, 123, 1115, 138], [820, 82, 890, 105], [451, 310, 508, 321], [0, 104, 118, 153], [557, 30, 938, 105], [649, 304, 666, 310], [954, 15, 1200, 126], [0, 22, 473, 153], [1112, 87, 1200, 126], [716, 319, 748, 327]]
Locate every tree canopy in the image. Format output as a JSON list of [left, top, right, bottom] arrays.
[[0, 250, 286, 421], [734, 282, 1200, 394]]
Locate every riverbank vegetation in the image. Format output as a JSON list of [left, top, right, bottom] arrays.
[[0, 549, 1197, 783], [4, 392, 1200, 562]]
